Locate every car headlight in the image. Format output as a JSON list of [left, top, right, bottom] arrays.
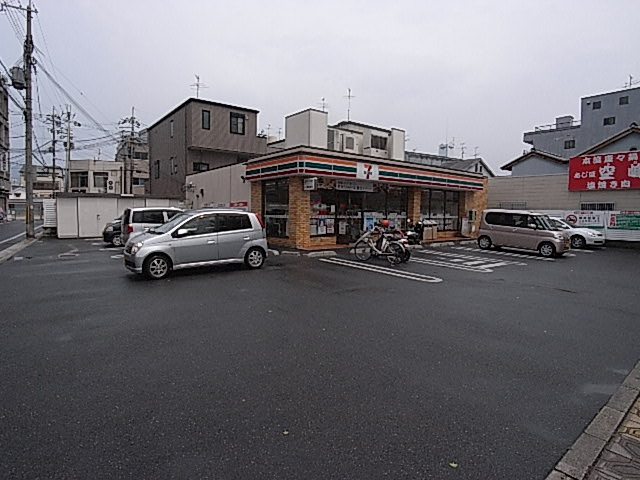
[[553, 233, 564, 240], [105, 226, 113, 232], [130, 242, 144, 254], [587, 232, 598, 237]]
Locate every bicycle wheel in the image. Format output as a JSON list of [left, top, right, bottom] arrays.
[[354, 240, 372, 261], [386, 242, 404, 265]]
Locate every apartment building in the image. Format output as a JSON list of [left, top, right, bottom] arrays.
[[0, 77, 9, 213], [18, 165, 64, 198], [522, 85, 640, 159], [147, 98, 267, 198], [68, 159, 147, 195]]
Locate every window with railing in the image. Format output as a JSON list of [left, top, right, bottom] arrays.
[[580, 202, 614, 211]]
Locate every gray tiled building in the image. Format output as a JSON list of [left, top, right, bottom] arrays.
[[523, 85, 640, 158], [147, 98, 267, 198]]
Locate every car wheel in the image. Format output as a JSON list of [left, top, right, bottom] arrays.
[[143, 254, 171, 280], [478, 236, 492, 250], [245, 248, 265, 269], [571, 235, 585, 249], [538, 242, 556, 258], [111, 235, 123, 247]]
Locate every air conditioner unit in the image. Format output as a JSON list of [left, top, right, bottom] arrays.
[[108, 180, 114, 190]]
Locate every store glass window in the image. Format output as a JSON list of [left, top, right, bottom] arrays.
[[310, 189, 336, 236], [421, 189, 460, 231], [444, 191, 460, 231], [386, 186, 408, 230], [263, 179, 289, 237]]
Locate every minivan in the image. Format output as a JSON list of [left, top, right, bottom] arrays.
[[120, 207, 183, 244], [123, 209, 268, 279], [478, 209, 570, 257]]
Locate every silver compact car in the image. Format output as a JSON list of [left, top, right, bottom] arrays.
[[124, 209, 268, 279], [549, 217, 605, 248]]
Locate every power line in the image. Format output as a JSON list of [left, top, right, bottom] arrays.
[[37, 63, 119, 142]]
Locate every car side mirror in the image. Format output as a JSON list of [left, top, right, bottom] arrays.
[[175, 228, 192, 237]]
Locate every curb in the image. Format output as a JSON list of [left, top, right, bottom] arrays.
[[0, 232, 43, 264], [422, 239, 476, 248], [546, 359, 640, 479]]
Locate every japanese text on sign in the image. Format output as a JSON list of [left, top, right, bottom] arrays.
[[568, 151, 640, 191]]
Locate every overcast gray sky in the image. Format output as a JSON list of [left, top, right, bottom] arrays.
[[2, 0, 639, 175]]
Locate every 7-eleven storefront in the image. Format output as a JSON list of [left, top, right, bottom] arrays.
[[246, 148, 487, 249]]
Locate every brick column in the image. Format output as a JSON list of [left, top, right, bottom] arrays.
[[461, 178, 488, 236], [288, 177, 310, 249], [250, 181, 262, 216], [407, 187, 422, 223]]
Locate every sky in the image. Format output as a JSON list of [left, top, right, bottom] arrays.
[[2, 0, 640, 177]]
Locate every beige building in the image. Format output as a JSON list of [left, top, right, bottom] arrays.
[[69, 159, 147, 196], [19, 165, 64, 198], [147, 98, 267, 198]]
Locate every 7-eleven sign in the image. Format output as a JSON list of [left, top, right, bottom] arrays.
[[356, 162, 379, 181]]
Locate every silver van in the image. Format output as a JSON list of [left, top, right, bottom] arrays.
[[120, 207, 183, 244], [123, 209, 268, 279], [478, 209, 570, 257]]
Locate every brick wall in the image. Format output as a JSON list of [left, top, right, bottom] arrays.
[[461, 178, 488, 235], [288, 177, 310, 249], [407, 187, 421, 223], [250, 182, 262, 216]]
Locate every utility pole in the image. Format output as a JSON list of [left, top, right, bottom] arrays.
[[62, 105, 80, 192], [46, 106, 61, 193], [119, 107, 140, 194]]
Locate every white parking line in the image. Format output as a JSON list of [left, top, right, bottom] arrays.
[[319, 257, 442, 283], [417, 249, 526, 271], [451, 246, 555, 261], [410, 256, 513, 273], [0, 225, 43, 246]]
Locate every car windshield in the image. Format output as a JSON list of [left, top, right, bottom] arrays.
[[533, 215, 558, 231], [152, 213, 190, 234], [550, 218, 571, 229]]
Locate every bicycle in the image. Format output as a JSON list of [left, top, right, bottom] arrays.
[[352, 226, 405, 265]]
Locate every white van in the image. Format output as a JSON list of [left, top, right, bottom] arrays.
[[120, 207, 183, 244]]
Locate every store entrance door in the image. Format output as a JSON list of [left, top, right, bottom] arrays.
[[336, 191, 364, 244]]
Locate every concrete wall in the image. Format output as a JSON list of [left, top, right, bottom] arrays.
[[185, 163, 250, 210], [488, 174, 640, 211], [511, 154, 568, 177], [389, 128, 406, 161], [56, 195, 182, 238], [285, 109, 328, 149]]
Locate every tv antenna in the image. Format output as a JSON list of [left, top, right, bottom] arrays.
[[460, 142, 466, 159], [344, 88, 355, 121], [625, 74, 640, 88], [319, 97, 329, 112], [191, 74, 208, 98], [474, 146, 480, 158]]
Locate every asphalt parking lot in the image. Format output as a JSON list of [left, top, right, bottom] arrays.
[[1, 238, 639, 479]]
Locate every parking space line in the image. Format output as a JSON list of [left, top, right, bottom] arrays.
[[417, 249, 526, 267], [410, 256, 516, 273], [451, 246, 555, 261], [319, 257, 442, 283]]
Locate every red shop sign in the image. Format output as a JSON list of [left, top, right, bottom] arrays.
[[568, 151, 640, 191]]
